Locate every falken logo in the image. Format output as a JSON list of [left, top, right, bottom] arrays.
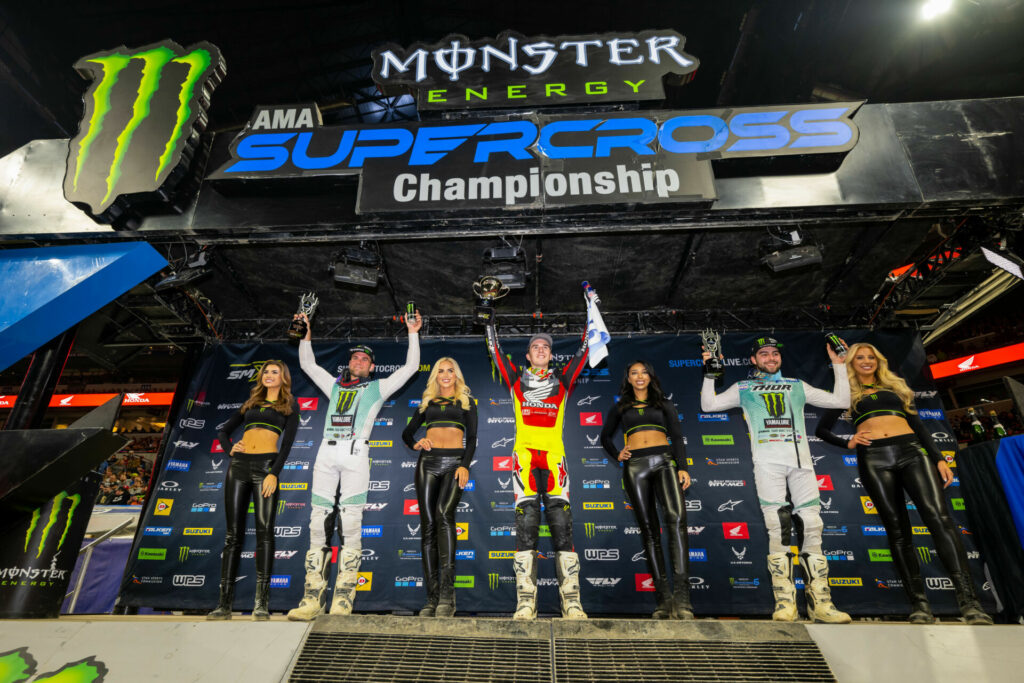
[[862, 525, 887, 535], [143, 526, 173, 536], [64, 41, 224, 216], [698, 413, 729, 422]]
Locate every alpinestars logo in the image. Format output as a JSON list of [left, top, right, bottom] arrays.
[[761, 392, 787, 417], [64, 41, 225, 217]]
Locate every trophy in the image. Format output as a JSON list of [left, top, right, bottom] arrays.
[[700, 328, 724, 379], [288, 292, 319, 343], [473, 276, 510, 327]]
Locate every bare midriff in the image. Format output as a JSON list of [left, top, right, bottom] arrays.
[[626, 431, 670, 451], [426, 426, 464, 450], [856, 415, 914, 440], [241, 428, 280, 454]]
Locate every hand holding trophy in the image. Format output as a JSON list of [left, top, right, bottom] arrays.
[[700, 328, 724, 380], [288, 292, 319, 343], [473, 276, 510, 327]]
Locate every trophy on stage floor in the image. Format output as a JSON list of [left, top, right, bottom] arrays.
[[473, 276, 510, 327], [701, 328, 724, 380], [288, 292, 319, 343]]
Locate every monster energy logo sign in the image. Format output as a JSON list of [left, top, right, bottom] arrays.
[[24, 491, 81, 558], [335, 390, 359, 413], [916, 546, 933, 564], [584, 522, 596, 539], [761, 392, 787, 417], [488, 573, 500, 590], [64, 40, 225, 216]]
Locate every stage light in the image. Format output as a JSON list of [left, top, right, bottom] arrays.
[[921, 0, 953, 21], [154, 251, 210, 291], [480, 243, 528, 289], [329, 246, 381, 288], [981, 246, 1024, 280], [759, 228, 823, 272]]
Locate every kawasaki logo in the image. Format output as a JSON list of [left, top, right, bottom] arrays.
[[24, 490, 81, 558], [761, 392, 787, 417], [64, 40, 225, 217]]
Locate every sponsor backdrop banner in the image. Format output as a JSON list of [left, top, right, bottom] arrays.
[[122, 330, 993, 615]]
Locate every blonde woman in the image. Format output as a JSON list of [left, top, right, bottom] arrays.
[[210, 361, 299, 620], [401, 358, 477, 617], [816, 343, 991, 625]]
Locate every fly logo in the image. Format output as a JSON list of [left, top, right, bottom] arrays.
[[722, 522, 749, 539], [585, 577, 621, 588], [579, 412, 602, 426], [761, 392, 787, 417]]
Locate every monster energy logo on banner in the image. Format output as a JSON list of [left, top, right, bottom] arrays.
[[248, 500, 287, 516], [178, 546, 190, 563], [488, 573, 500, 590], [761, 393, 787, 417], [24, 491, 81, 558], [64, 40, 225, 217], [584, 522, 595, 539], [916, 546, 932, 564]]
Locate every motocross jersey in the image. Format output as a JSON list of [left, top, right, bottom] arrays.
[[701, 366, 848, 469]]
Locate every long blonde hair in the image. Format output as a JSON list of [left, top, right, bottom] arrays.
[[420, 357, 472, 411], [845, 343, 915, 413], [240, 360, 295, 415]]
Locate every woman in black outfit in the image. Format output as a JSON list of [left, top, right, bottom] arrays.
[[208, 360, 299, 621], [600, 361, 692, 619], [402, 357, 477, 617], [816, 343, 991, 625]]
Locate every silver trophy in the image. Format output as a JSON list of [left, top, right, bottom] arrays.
[[288, 291, 319, 342], [701, 328, 724, 379], [473, 276, 510, 326]]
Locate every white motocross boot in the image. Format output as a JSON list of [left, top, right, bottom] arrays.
[[555, 551, 587, 620], [287, 548, 330, 621], [767, 552, 799, 622], [512, 550, 538, 620], [329, 546, 362, 615], [800, 552, 852, 624]]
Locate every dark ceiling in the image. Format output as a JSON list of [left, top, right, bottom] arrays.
[[1, 0, 1023, 384]]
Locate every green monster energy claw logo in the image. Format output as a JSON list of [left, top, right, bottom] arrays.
[[916, 546, 932, 564], [0, 647, 107, 683], [335, 390, 359, 413], [64, 40, 225, 215], [178, 546, 190, 563], [24, 491, 81, 558], [761, 392, 787, 417], [584, 522, 595, 539], [488, 573, 500, 590]]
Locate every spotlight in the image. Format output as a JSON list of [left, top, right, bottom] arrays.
[[481, 244, 528, 289], [154, 251, 210, 291], [759, 228, 823, 272], [921, 0, 953, 21], [329, 246, 380, 288]]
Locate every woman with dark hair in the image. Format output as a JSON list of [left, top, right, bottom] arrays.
[[208, 360, 299, 621], [402, 357, 477, 617], [816, 343, 992, 625], [600, 361, 692, 619]]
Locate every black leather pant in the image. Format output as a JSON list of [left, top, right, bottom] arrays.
[[858, 435, 971, 593], [416, 449, 464, 581], [220, 452, 279, 582], [623, 447, 688, 583]]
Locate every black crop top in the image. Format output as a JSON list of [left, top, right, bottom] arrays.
[[600, 399, 687, 471], [217, 399, 300, 476], [815, 390, 943, 464], [401, 397, 478, 468]]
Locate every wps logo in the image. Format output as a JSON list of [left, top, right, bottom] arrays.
[[23, 491, 82, 558], [172, 574, 205, 587], [722, 522, 749, 539], [584, 548, 619, 561], [64, 41, 225, 216], [761, 392, 787, 417]]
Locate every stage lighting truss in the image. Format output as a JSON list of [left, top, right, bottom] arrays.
[[330, 245, 381, 288], [154, 248, 210, 292]]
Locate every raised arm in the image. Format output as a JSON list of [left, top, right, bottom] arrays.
[[299, 341, 338, 397], [378, 331, 421, 399], [559, 326, 590, 390], [802, 362, 850, 410], [484, 320, 517, 389], [700, 378, 740, 412]]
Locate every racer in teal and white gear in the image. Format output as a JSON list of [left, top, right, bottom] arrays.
[[287, 311, 421, 620], [701, 335, 851, 623]]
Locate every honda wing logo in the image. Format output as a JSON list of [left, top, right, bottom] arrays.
[[958, 355, 979, 372], [65, 41, 225, 217]]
